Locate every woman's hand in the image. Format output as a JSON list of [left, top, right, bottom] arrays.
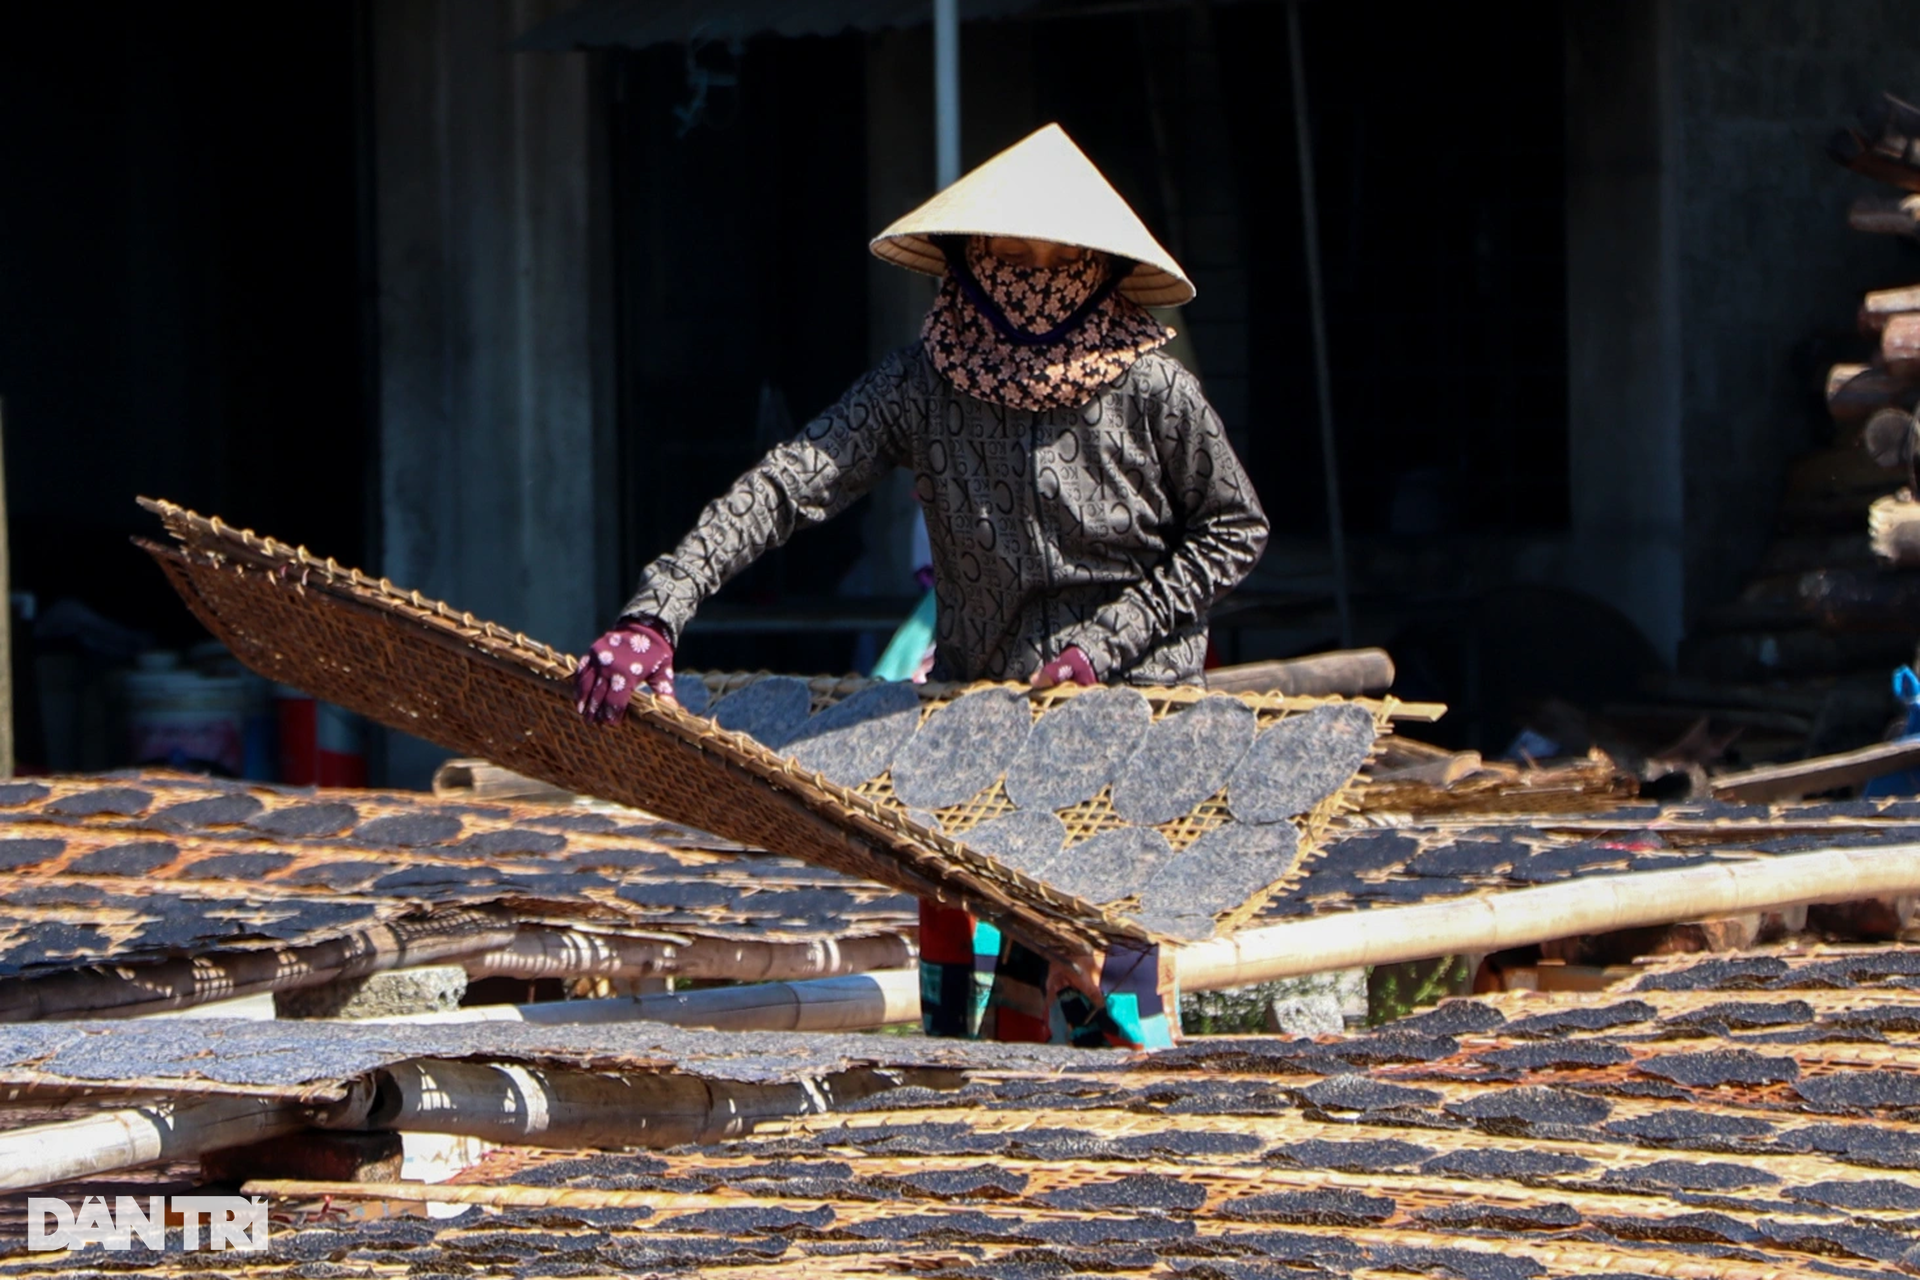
[[1030, 646, 1097, 689], [575, 618, 675, 724]]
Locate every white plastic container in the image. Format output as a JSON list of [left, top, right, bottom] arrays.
[[125, 658, 249, 776]]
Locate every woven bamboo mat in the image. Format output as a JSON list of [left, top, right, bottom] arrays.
[[35, 944, 1920, 1278], [138, 499, 1414, 962], [0, 772, 913, 990]]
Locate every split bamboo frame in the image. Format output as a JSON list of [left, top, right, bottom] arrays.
[[1175, 840, 1920, 990], [0, 1095, 315, 1192], [0, 924, 916, 1023], [375, 968, 920, 1032]]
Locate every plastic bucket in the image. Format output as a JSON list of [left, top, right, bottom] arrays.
[[125, 670, 249, 776], [275, 687, 367, 787]]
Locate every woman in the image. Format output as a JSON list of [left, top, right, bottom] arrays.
[[575, 123, 1268, 720], [575, 125, 1267, 1047]]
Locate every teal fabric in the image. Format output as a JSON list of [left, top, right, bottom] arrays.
[[870, 589, 937, 681]]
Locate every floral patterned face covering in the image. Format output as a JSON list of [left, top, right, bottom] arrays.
[[922, 236, 1173, 412]]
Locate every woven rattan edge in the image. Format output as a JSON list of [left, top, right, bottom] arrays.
[[141, 507, 1163, 947], [142, 499, 1391, 958], [140, 538, 1135, 967]]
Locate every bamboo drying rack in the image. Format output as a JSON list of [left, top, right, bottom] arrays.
[[136, 499, 1428, 975]]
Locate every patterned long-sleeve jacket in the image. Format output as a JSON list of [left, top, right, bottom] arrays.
[[623, 342, 1269, 686]]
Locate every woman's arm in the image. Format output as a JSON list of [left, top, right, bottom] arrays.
[[1059, 364, 1270, 677], [620, 358, 912, 642]]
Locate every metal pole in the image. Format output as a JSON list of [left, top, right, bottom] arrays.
[[933, 0, 961, 186], [1287, 2, 1353, 648]]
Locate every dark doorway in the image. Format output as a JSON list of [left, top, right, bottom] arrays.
[[0, 1, 371, 642], [1215, 0, 1570, 539], [607, 35, 873, 674]]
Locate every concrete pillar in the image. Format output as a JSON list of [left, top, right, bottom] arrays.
[[372, 0, 608, 786], [1562, 0, 1686, 662]]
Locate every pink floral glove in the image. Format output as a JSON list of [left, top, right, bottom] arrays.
[[1031, 645, 1098, 689], [575, 618, 675, 724]]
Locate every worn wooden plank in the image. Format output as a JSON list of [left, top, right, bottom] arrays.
[[1711, 738, 1920, 803]]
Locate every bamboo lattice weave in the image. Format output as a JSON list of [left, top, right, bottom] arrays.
[[19, 945, 1920, 1277], [136, 500, 1400, 960]]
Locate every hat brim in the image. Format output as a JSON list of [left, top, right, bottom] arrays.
[[872, 231, 1193, 308], [866, 124, 1196, 309]]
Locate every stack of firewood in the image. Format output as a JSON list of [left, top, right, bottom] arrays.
[[1832, 92, 1920, 568], [1632, 95, 1920, 767]]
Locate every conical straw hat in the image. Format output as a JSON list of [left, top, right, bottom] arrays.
[[871, 124, 1194, 308]]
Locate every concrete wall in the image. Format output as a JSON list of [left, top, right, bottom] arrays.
[[1672, 0, 1920, 620], [372, 0, 610, 785], [1565, 0, 1920, 660]]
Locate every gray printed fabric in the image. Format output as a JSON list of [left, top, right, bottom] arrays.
[[623, 342, 1269, 686]]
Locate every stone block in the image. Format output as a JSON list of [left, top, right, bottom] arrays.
[[202, 1130, 404, 1184], [1263, 993, 1345, 1038], [275, 964, 468, 1019]]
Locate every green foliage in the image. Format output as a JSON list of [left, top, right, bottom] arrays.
[[1367, 956, 1471, 1026]]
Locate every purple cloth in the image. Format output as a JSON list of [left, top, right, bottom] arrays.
[[574, 618, 674, 723], [1031, 645, 1097, 689]]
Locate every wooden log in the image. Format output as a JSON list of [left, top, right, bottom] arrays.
[[464, 928, 917, 984], [1174, 840, 1920, 992], [1850, 194, 1920, 239], [1869, 491, 1920, 567], [367, 1057, 906, 1148], [1796, 566, 1920, 632], [432, 758, 577, 803], [0, 1095, 309, 1193], [1207, 648, 1394, 697], [1861, 284, 1920, 333], [374, 968, 920, 1033], [1709, 737, 1920, 803], [1885, 315, 1920, 379], [1828, 363, 1920, 424], [0, 909, 517, 1022], [1861, 406, 1918, 471], [1829, 126, 1920, 194]]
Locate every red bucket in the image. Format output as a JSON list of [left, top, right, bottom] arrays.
[[275, 688, 367, 787]]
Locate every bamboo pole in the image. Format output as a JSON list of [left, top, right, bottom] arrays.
[[0, 1095, 307, 1192], [1173, 842, 1920, 992], [465, 928, 916, 985], [367, 1058, 906, 1149], [378, 968, 919, 1032], [0, 909, 517, 1022]]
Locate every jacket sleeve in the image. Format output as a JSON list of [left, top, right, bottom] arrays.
[[620, 357, 911, 642], [1060, 364, 1270, 677]]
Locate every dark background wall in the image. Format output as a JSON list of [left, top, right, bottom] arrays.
[[1673, 0, 1920, 622], [7, 0, 1920, 776], [0, 2, 371, 648]]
